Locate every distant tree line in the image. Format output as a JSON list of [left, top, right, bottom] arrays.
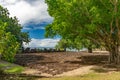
[[22, 47, 66, 53]]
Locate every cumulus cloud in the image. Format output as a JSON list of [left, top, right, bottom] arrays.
[[34, 27, 45, 30], [0, 0, 58, 48], [0, 0, 53, 25], [23, 38, 60, 48]]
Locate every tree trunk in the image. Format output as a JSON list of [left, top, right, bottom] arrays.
[[88, 47, 92, 53], [109, 46, 120, 64], [64, 48, 66, 52]]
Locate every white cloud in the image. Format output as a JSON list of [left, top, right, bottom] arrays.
[[23, 38, 60, 48], [34, 27, 45, 30], [23, 26, 45, 30], [0, 0, 18, 4], [0, 0, 53, 25], [23, 27, 31, 30], [0, 0, 57, 48]]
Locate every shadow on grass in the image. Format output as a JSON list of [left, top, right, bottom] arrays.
[[0, 73, 48, 80], [91, 67, 109, 73], [65, 54, 120, 73]]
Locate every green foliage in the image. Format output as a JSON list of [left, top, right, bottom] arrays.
[[46, 0, 120, 63], [1, 33, 19, 62], [45, 0, 99, 50], [0, 5, 30, 48], [0, 5, 30, 62], [0, 22, 19, 62], [56, 38, 84, 50], [55, 39, 69, 51]]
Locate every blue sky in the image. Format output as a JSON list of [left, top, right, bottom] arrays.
[[22, 22, 48, 39], [0, 0, 60, 48]]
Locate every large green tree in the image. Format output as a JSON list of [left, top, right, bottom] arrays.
[[0, 5, 30, 48], [45, 1, 95, 53], [0, 5, 30, 62], [45, 0, 120, 64]]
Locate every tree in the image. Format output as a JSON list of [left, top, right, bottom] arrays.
[[45, 0, 120, 64], [0, 5, 30, 49], [0, 5, 30, 62], [0, 22, 19, 62], [45, 0, 92, 52], [55, 38, 97, 53], [55, 39, 70, 51], [45, 0, 98, 53]]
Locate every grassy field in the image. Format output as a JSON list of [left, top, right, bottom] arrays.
[[39, 72, 120, 80], [0, 71, 120, 80], [0, 60, 24, 74]]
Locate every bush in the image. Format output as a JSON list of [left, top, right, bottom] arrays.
[[0, 32, 19, 62]]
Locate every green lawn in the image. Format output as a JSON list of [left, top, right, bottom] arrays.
[[39, 72, 120, 80], [0, 60, 24, 74]]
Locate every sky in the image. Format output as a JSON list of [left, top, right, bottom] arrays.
[[0, 0, 60, 48]]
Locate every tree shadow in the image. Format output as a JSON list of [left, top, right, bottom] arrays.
[[15, 54, 47, 66], [91, 67, 110, 73], [35, 61, 58, 64], [77, 54, 108, 65], [64, 61, 82, 64], [0, 73, 48, 80], [60, 54, 109, 66], [76, 54, 120, 73]]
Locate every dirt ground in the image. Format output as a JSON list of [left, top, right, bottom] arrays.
[[14, 51, 109, 76]]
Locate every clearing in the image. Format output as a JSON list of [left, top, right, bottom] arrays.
[[14, 51, 118, 77], [1, 51, 120, 80]]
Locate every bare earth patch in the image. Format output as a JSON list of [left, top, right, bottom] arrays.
[[55, 65, 95, 77], [15, 51, 116, 77]]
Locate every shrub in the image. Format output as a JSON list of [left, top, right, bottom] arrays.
[[0, 32, 20, 62]]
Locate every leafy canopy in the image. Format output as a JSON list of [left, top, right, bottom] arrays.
[[0, 5, 30, 62], [45, 0, 120, 64]]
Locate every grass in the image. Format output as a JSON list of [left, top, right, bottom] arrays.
[[39, 72, 120, 80], [4, 66, 24, 73], [0, 61, 24, 74]]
